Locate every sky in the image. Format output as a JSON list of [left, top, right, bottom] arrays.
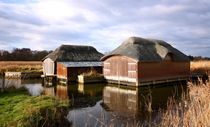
[[0, 0, 210, 57]]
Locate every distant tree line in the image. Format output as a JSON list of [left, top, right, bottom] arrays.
[[0, 48, 209, 61], [0, 48, 52, 61], [189, 55, 210, 61]]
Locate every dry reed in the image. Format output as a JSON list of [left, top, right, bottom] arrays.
[[0, 61, 42, 73], [190, 60, 210, 73], [161, 82, 210, 127], [81, 68, 102, 77]]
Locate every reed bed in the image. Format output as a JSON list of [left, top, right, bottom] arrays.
[[161, 82, 210, 127], [0, 61, 42, 73], [190, 60, 210, 73]]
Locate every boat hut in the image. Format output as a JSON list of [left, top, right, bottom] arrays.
[[101, 37, 190, 86], [43, 45, 103, 82]]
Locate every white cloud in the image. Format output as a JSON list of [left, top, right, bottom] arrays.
[[0, 0, 210, 57], [33, 0, 76, 22]]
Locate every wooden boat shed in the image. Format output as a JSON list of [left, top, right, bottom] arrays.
[[101, 37, 190, 86], [43, 45, 103, 82]]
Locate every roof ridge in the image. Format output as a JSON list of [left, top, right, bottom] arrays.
[[101, 36, 189, 62], [43, 44, 103, 62]]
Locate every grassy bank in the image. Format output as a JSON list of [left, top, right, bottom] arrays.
[[161, 82, 210, 127], [0, 89, 70, 127], [0, 61, 42, 73]]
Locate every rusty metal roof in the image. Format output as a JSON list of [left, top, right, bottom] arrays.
[[101, 37, 190, 62]]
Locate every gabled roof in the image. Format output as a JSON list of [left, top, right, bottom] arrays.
[[101, 37, 190, 62], [44, 45, 103, 62]]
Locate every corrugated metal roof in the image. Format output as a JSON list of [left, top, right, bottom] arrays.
[[58, 62, 102, 67], [101, 37, 190, 62]]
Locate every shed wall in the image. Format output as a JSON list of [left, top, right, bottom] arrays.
[[138, 61, 190, 82], [103, 56, 138, 83], [57, 63, 67, 79], [43, 58, 55, 75], [103, 55, 190, 85], [57, 63, 102, 81]]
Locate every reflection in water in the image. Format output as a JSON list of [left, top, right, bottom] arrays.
[[44, 85, 69, 99], [24, 84, 44, 96], [67, 101, 111, 127], [102, 83, 187, 125], [67, 83, 187, 126], [0, 77, 188, 126], [0, 78, 44, 96], [43, 83, 105, 106], [0, 78, 42, 89], [103, 86, 139, 115], [44, 85, 69, 100], [77, 83, 105, 96], [0, 78, 22, 89], [44, 87, 55, 96], [56, 85, 69, 99]]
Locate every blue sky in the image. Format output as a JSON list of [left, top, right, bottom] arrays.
[[0, 0, 210, 57]]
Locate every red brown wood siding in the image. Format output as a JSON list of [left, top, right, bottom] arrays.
[[103, 55, 190, 85], [103, 55, 138, 82], [57, 63, 67, 79], [57, 63, 102, 81], [138, 61, 190, 82]]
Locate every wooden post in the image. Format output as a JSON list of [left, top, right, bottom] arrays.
[[42, 77, 45, 86], [1, 72, 5, 92], [52, 76, 57, 86]]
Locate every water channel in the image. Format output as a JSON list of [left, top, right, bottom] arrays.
[[0, 78, 187, 126]]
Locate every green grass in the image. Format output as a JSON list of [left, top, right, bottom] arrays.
[[0, 89, 69, 127]]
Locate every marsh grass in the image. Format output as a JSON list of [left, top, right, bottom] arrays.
[[160, 82, 210, 127], [0, 88, 70, 127], [191, 60, 210, 73], [0, 61, 42, 73]]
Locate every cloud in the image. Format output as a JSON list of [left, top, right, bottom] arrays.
[[0, 0, 209, 57]]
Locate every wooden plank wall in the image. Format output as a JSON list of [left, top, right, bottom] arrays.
[[103, 55, 190, 85], [43, 58, 55, 75], [57, 63, 67, 79], [138, 61, 190, 81], [103, 56, 138, 82]]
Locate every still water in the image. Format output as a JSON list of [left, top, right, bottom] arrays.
[[0, 78, 187, 126]]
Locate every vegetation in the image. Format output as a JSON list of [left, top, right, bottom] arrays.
[[189, 55, 210, 61], [0, 48, 51, 61], [81, 68, 102, 77], [190, 60, 210, 73], [161, 82, 210, 127], [0, 89, 70, 127], [160, 61, 210, 127], [0, 61, 42, 73]]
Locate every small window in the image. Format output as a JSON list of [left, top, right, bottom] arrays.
[[164, 53, 173, 61]]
